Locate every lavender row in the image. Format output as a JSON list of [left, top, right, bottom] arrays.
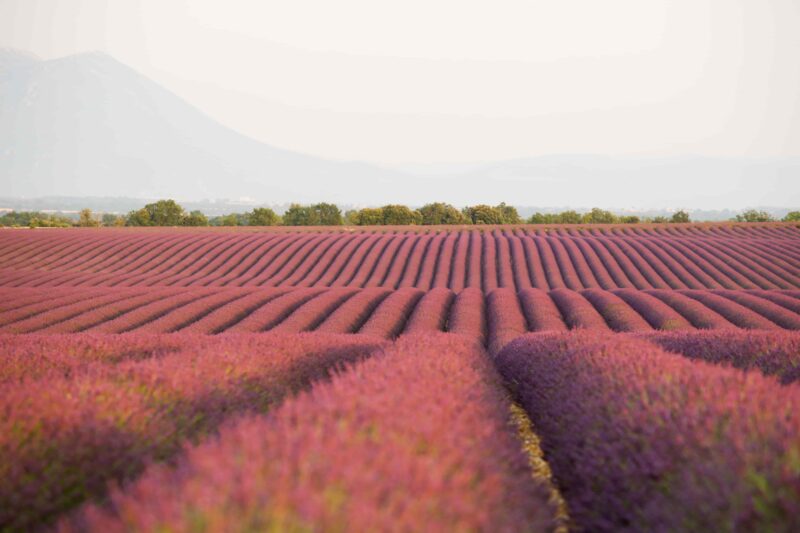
[[61, 334, 559, 533], [2, 227, 798, 289], [496, 332, 800, 531], [0, 333, 383, 530]]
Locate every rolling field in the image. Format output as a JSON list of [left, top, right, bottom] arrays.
[[2, 224, 800, 531]]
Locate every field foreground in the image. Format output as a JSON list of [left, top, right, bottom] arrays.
[[2, 225, 800, 531]]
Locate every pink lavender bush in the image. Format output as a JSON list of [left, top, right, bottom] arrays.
[[580, 288, 653, 331], [548, 288, 610, 330], [402, 287, 454, 334], [314, 287, 392, 333], [638, 330, 800, 383], [62, 334, 557, 533], [517, 288, 568, 332], [610, 288, 693, 330], [446, 287, 487, 343], [681, 290, 781, 330], [0, 333, 383, 531], [486, 288, 529, 354], [357, 287, 424, 338], [496, 332, 800, 531]]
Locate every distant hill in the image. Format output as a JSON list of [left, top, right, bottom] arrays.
[[0, 48, 39, 73], [0, 51, 406, 202], [1, 51, 797, 208]]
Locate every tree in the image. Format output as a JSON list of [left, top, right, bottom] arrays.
[[463, 204, 504, 225], [651, 216, 669, 223], [282, 203, 343, 226], [315, 203, 343, 226], [381, 204, 418, 225], [248, 207, 280, 226], [582, 208, 618, 224], [183, 210, 209, 226], [282, 204, 317, 226], [77, 208, 100, 227], [213, 213, 246, 226], [27, 215, 71, 228], [670, 210, 690, 223], [528, 213, 556, 224], [416, 202, 467, 225], [496, 202, 521, 224], [353, 208, 384, 226], [734, 210, 774, 222], [126, 208, 151, 226], [344, 209, 360, 225], [556, 210, 582, 224], [126, 199, 186, 226], [782, 211, 800, 222], [620, 215, 640, 224], [101, 213, 125, 226], [0, 211, 71, 227]]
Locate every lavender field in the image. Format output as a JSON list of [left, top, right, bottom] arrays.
[[2, 224, 800, 531]]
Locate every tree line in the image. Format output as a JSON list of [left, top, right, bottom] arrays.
[[2, 201, 799, 228]]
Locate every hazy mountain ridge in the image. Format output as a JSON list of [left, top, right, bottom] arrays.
[[0, 51, 408, 202], [0, 48, 39, 73], [1, 51, 797, 209]]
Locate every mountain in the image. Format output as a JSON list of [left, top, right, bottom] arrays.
[[0, 52, 408, 202], [1, 51, 797, 208], [0, 48, 39, 73]]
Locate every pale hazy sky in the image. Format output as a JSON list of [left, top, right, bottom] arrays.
[[1, 0, 799, 164]]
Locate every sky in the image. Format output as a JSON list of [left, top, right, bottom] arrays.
[[1, 0, 799, 165]]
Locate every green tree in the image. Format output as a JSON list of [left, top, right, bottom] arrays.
[[344, 209, 360, 225], [183, 210, 209, 226], [670, 210, 690, 223], [416, 202, 467, 225], [315, 203, 343, 225], [582, 208, 618, 224], [495, 202, 521, 224], [248, 207, 280, 226], [126, 199, 186, 226], [651, 216, 669, 223], [528, 213, 556, 224], [28, 215, 72, 228], [282, 203, 343, 226], [282, 204, 317, 226], [126, 208, 151, 226], [354, 207, 384, 225], [101, 213, 120, 226], [620, 215, 640, 224], [782, 211, 800, 222], [734, 210, 774, 222], [0, 211, 70, 227], [463, 204, 504, 225], [556, 210, 582, 224], [381, 204, 418, 225], [77, 208, 100, 227], [212, 213, 246, 226]]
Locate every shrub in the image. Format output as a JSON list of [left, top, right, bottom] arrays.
[[0, 333, 383, 530], [463, 204, 505, 225], [126, 200, 185, 226], [63, 335, 558, 533], [282, 203, 343, 226], [735, 209, 774, 222], [381, 204, 421, 225], [417, 202, 468, 225], [497, 332, 800, 531], [248, 207, 280, 226], [670, 209, 690, 223], [77, 209, 100, 227]]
